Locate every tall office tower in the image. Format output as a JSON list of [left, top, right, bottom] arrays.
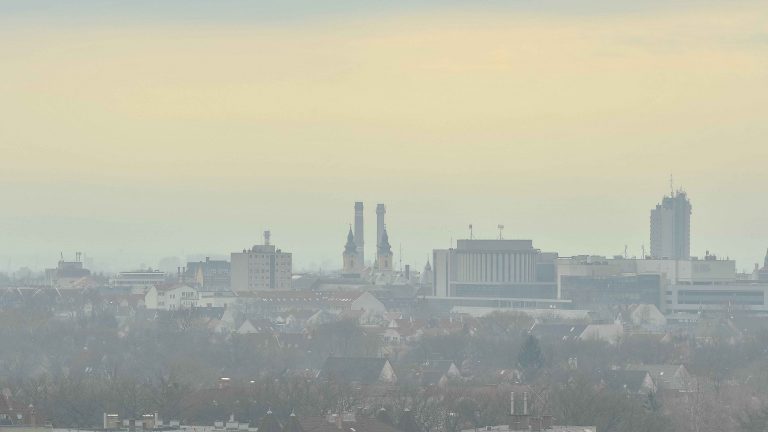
[[650, 190, 692, 259], [354, 202, 365, 266], [376, 204, 386, 251]]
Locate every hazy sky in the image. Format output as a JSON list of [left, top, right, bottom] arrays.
[[1, 1, 767, 273]]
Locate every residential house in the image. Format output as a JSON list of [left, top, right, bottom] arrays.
[[602, 370, 657, 396], [318, 357, 397, 386], [0, 393, 37, 426], [531, 322, 624, 344], [626, 364, 694, 393], [144, 284, 199, 310], [620, 304, 667, 332]]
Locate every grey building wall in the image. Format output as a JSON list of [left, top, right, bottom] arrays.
[[650, 191, 691, 259]]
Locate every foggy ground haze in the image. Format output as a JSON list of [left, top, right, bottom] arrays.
[[3, 3, 768, 432]]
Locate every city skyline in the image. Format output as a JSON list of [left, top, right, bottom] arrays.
[[2, 2, 768, 430], [1, 187, 765, 274], [2, 1, 767, 272]]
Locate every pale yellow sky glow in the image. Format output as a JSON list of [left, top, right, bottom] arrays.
[[1, 5, 767, 270]]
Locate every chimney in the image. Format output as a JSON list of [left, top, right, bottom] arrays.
[[376, 204, 386, 252], [354, 202, 365, 268], [264, 230, 271, 246]]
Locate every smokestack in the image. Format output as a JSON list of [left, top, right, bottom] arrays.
[[354, 202, 364, 267], [376, 204, 386, 252]]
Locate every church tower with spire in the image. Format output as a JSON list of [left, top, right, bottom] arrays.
[[343, 226, 359, 274], [376, 227, 394, 272], [420, 259, 433, 285]]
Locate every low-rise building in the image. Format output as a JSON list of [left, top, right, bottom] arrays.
[[186, 257, 231, 290], [318, 357, 397, 386], [111, 270, 167, 289], [144, 283, 199, 310]]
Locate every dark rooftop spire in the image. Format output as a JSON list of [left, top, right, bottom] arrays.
[[378, 228, 392, 255], [345, 226, 357, 255]]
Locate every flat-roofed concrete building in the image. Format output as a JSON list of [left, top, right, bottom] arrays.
[[110, 269, 167, 288], [556, 255, 747, 312], [231, 232, 292, 291], [557, 255, 735, 287], [186, 257, 230, 291], [666, 281, 768, 313], [433, 239, 557, 299]]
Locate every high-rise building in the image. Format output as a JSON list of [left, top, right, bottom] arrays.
[[231, 231, 292, 291], [354, 202, 365, 267], [650, 190, 692, 259]]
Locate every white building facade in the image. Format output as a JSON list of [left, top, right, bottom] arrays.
[[145, 284, 199, 310], [433, 239, 556, 299]]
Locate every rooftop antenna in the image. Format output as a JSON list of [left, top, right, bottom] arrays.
[[670, 174, 674, 197], [497, 224, 505, 240], [469, 224, 474, 240]]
